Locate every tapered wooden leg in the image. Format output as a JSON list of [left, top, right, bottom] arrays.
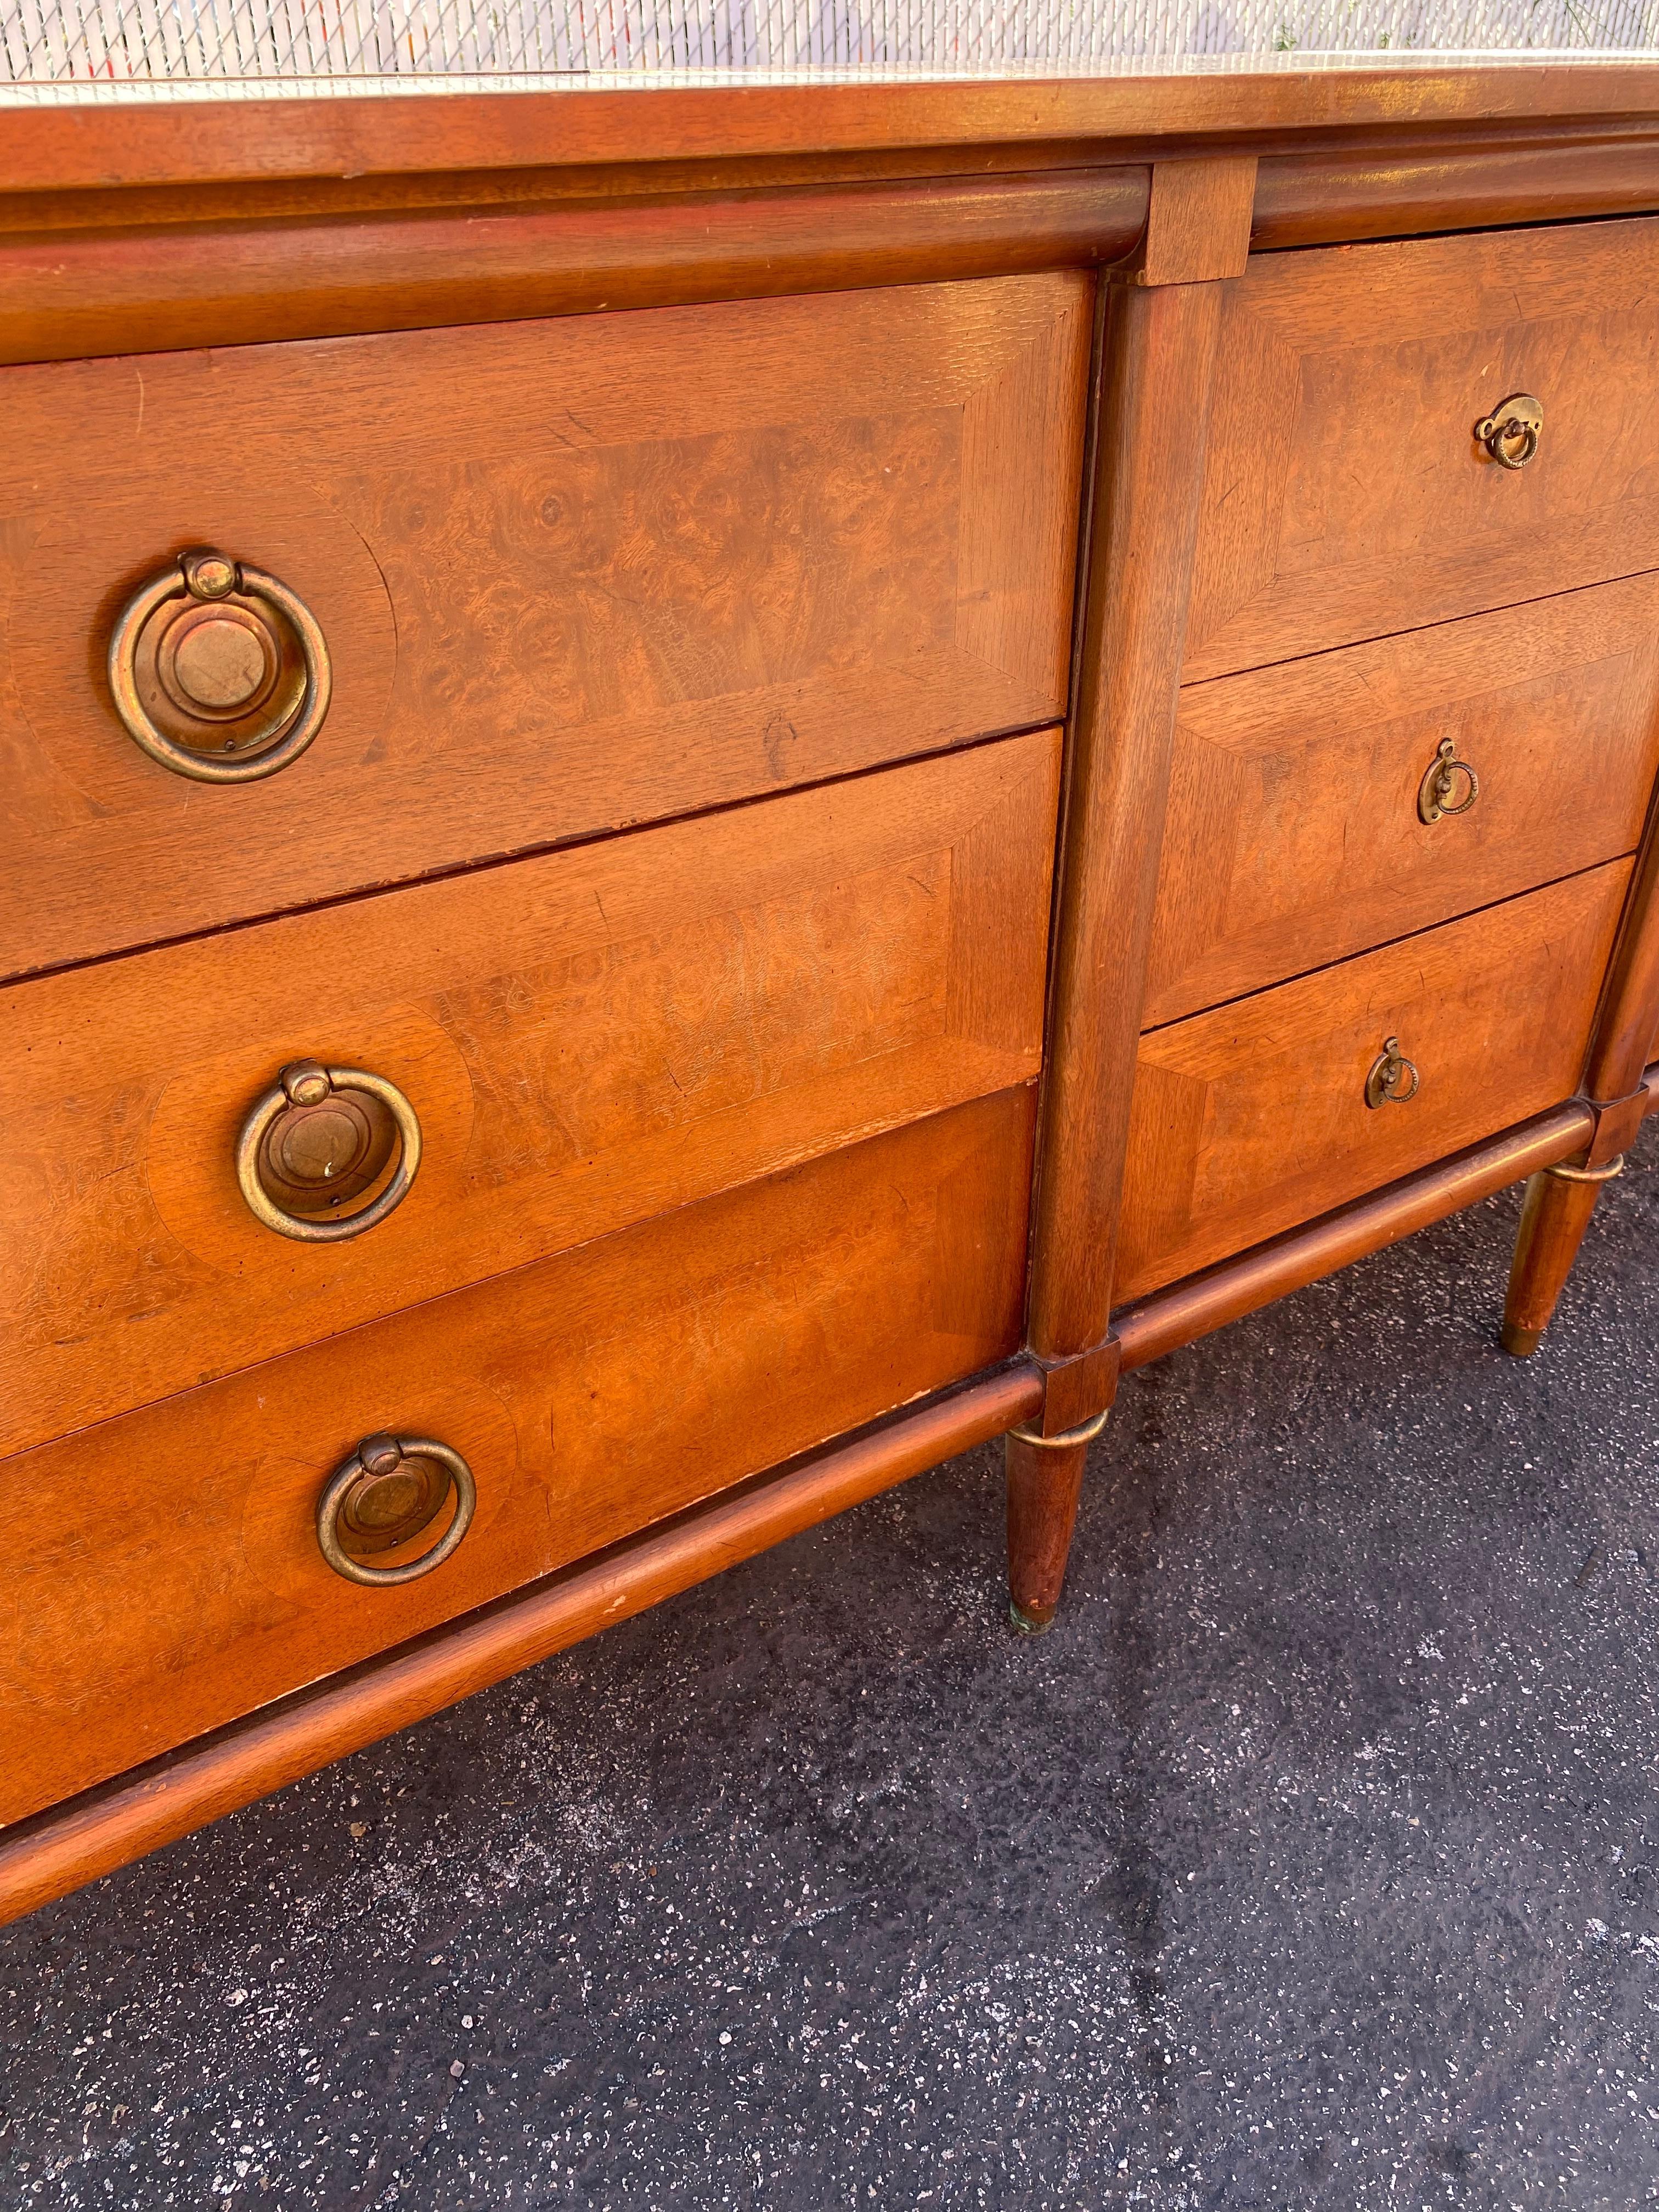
[[1006, 1433, 1090, 1634], [1501, 1160, 1622, 1356]]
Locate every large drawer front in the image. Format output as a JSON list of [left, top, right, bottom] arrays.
[[0, 1090, 1034, 1826], [1148, 577, 1659, 1028], [0, 730, 1057, 1462], [1186, 218, 1659, 682], [0, 275, 1089, 979], [1116, 864, 1630, 1305]]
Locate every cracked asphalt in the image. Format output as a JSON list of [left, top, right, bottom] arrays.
[[3, 1119, 1658, 2209]]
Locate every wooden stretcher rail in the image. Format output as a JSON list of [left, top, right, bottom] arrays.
[[8, 1067, 1653, 1922], [1111, 1101, 1603, 1372], [0, 1362, 1041, 1928]]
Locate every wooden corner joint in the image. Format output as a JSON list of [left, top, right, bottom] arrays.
[[1012, 1335, 1122, 1443], [1583, 1083, 1650, 1169], [1125, 155, 1259, 288]]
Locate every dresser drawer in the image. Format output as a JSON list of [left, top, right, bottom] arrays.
[[0, 275, 1088, 981], [0, 730, 1057, 1462], [1147, 577, 1659, 1028], [1116, 864, 1630, 1305], [1185, 218, 1659, 682], [0, 1091, 1032, 1825]]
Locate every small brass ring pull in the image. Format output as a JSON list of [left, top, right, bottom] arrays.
[[317, 1434, 476, 1587], [1474, 394, 1543, 471], [107, 547, 332, 783], [1365, 1035, 1420, 1110], [235, 1059, 421, 1243], [1418, 736, 1481, 825]]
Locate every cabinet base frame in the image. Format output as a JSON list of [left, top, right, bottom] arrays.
[[0, 1363, 1041, 1931], [7, 1080, 1652, 1929]]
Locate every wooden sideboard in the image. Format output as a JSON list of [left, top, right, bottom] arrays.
[[6, 61, 1659, 1921]]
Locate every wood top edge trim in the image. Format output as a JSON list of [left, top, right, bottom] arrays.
[[8, 69, 1659, 196]]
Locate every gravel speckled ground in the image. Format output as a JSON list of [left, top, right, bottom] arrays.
[[4, 1125, 1659, 2209]]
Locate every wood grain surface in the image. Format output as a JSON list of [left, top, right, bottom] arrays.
[[1254, 137, 1659, 250], [0, 274, 1087, 978], [1185, 218, 1659, 682], [0, 730, 1057, 1462], [0, 1358, 1045, 1925], [0, 172, 1141, 367], [1112, 1098, 1597, 1370], [1116, 863, 1630, 1303], [1147, 577, 1659, 1028], [1024, 274, 1227, 1369], [0, 1087, 1035, 1827], [7, 70, 1659, 196]]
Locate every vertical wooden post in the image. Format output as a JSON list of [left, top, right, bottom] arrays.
[[1007, 159, 1256, 1632], [1502, 817, 1659, 1353]]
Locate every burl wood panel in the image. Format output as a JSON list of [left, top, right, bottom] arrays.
[[1184, 218, 1659, 682], [1115, 864, 1630, 1304], [0, 731, 1058, 1463], [0, 274, 1088, 980], [0, 1088, 1034, 1826], [1147, 577, 1659, 1028]]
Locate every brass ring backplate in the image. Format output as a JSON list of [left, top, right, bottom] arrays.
[[1474, 393, 1543, 471], [317, 1434, 476, 1587], [1365, 1035, 1420, 1109], [1417, 736, 1480, 825], [235, 1060, 421, 1242], [106, 548, 332, 783]]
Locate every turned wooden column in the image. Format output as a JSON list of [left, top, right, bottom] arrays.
[[1502, 819, 1659, 1353], [1007, 160, 1256, 1631]]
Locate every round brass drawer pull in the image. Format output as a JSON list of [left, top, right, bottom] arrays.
[[1365, 1035, 1420, 1110], [1417, 736, 1480, 825], [107, 546, 332, 783], [1474, 393, 1543, 471], [317, 1434, 476, 1587], [235, 1059, 421, 1242]]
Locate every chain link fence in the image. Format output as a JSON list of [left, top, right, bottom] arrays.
[[3, 0, 1656, 94]]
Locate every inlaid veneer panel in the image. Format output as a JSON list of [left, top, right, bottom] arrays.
[[0, 273, 1088, 979], [1148, 576, 1659, 1027], [1185, 217, 1659, 681], [0, 730, 1058, 1460], [1117, 862, 1631, 1304], [0, 1088, 1034, 1826]]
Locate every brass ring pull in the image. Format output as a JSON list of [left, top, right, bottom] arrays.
[[1474, 394, 1543, 471], [1365, 1035, 1420, 1110], [235, 1059, 421, 1242], [1417, 736, 1480, 825], [317, 1434, 476, 1587], [107, 547, 332, 783]]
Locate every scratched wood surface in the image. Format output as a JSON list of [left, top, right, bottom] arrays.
[[0, 1088, 1035, 1826], [1147, 576, 1659, 1028], [1184, 217, 1659, 681], [0, 273, 1088, 980], [0, 730, 1058, 1462], [1115, 862, 1631, 1304]]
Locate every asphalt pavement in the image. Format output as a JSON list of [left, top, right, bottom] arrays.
[[4, 1121, 1658, 2210]]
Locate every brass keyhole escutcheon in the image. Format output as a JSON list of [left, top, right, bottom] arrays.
[[317, 1434, 476, 1587], [107, 546, 332, 783], [1418, 736, 1480, 825], [235, 1060, 421, 1243], [1365, 1035, 1420, 1110], [1474, 393, 1543, 471]]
